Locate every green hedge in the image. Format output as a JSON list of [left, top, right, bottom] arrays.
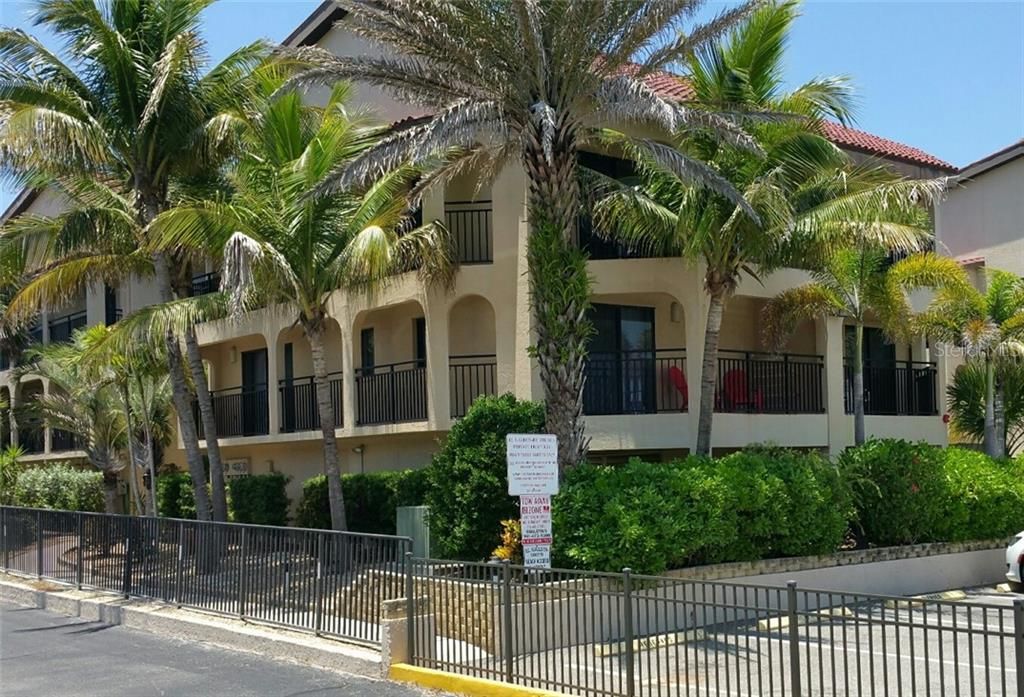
[[228, 473, 290, 526], [13, 464, 104, 512], [156, 473, 196, 519], [552, 448, 850, 575], [425, 394, 545, 560], [294, 469, 430, 533]]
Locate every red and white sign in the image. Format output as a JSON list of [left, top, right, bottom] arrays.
[[520, 495, 552, 545], [506, 434, 559, 496]]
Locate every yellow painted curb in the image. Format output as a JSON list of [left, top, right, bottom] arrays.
[[389, 663, 563, 697], [756, 607, 854, 632], [996, 583, 1012, 593], [885, 590, 967, 608]]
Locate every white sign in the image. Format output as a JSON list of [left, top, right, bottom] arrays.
[[224, 458, 251, 478], [523, 543, 551, 569], [506, 434, 559, 495], [520, 495, 552, 545]]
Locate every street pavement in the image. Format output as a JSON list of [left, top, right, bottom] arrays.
[[0, 602, 448, 697]]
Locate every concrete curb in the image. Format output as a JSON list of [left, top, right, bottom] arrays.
[[390, 663, 561, 697], [0, 573, 381, 679]]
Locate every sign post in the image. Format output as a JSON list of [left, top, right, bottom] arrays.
[[507, 434, 558, 569]]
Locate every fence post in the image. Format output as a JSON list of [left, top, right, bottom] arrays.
[[35, 509, 42, 578], [313, 532, 324, 635], [174, 521, 185, 607], [122, 518, 133, 598], [501, 560, 514, 684], [623, 568, 636, 697], [787, 581, 802, 697], [405, 551, 415, 664], [238, 526, 248, 619], [1014, 599, 1024, 697], [75, 512, 83, 590]]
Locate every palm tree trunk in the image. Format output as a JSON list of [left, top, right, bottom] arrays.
[[984, 357, 997, 457], [102, 470, 121, 515], [853, 322, 866, 446], [522, 126, 591, 472], [993, 364, 1006, 457], [695, 288, 727, 456], [138, 378, 159, 516], [306, 322, 347, 531], [183, 327, 227, 521], [153, 252, 212, 521], [120, 382, 151, 516]]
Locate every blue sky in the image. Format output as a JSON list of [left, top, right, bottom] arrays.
[[1, 0, 1022, 212]]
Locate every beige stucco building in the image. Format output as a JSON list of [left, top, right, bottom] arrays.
[[0, 2, 960, 505]]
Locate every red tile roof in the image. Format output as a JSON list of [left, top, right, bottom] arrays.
[[616, 62, 955, 172]]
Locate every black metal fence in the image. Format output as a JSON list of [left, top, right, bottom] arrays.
[[445, 201, 493, 264], [47, 310, 88, 344], [449, 354, 497, 418], [408, 559, 1024, 697], [716, 351, 825, 414], [191, 271, 220, 296], [279, 374, 343, 433], [583, 349, 687, 415], [844, 360, 938, 416], [0, 506, 411, 647], [355, 361, 427, 426], [193, 385, 269, 438]]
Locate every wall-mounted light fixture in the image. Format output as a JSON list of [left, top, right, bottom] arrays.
[[229, 346, 238, 364], [352, 444, 365, 474], [670, 302, 683, 323]]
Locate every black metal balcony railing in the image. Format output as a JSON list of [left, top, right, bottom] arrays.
[[47, 310, 88, 344], [27, 323, 43, 345], [844, 360, 938, 416], [449, 354, 497, 418], [716, 350, 825, 414], [445, 201, 493, 264], [105, 307, 123, 326], [191, 271, 220, 296], [583, 348, 687, 416], [279, 373, 343, 433], [355, 360, 427, 426], [19, 428, 44, 454], [51, 429, 79, 452], [193, 385, 269, 438]]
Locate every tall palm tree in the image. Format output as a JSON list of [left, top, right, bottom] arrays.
[[762, 250, 964, 445], [153, 82, 454, 531], [0, 0, 273, 520], [592, 0, 942, 454], [284, 0, 765, 471], [901, 268, 1024, 458]]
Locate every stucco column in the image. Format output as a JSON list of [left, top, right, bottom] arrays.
[[423, 290, 450, 430], [340, 312, 357, 431], [421, 181, 445, 227], [85, 282, 106, 327], [265, 330, 280, 436], [818, 315, 847, 455], [39, 308, 49, 344], [42, 378, 52, 454]]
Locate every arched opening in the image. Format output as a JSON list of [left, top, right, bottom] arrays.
[[277, 320, 344, 433], [198, 333, 270, 437], [17, 380, 45, 454], [586, 292, 687, 415], [351, 300, 427, 425], [448, 295, 497, 418]]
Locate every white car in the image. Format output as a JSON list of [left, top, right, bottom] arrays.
[[1007, 532, 1024, 591]]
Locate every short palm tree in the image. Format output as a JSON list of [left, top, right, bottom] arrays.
[[285, 0, 766, 471], [154, 82, 454, 531], [947, 360, 1024, 455], [15, 331, 127, 513], [906, 269, 1024, 458], [0, 0, 275, 521], [762, 250, 965, 445], [592, 0, 942, 454]]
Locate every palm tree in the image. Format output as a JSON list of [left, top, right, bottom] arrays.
[[592, 0, 942, 454], [762, 250, 965, 446], [902, 268, 1024, 458], [284, 0, 766, 471], [14, 331, 127, 514], [947, 360, 1024, 455], [152, 82, 454, 531], [0, 0, 274, 520]]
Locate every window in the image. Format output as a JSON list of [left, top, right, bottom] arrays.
[[414, 317, 427, 367]]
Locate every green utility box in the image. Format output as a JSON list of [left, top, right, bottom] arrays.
[[397, 505, 430, 558]]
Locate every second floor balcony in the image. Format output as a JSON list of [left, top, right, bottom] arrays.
[[194, 384, 269, 438], [48, 310, 88, 344], [355, 360, 427, 426], [844, 360, 938, 416], [191, 271, 221, 296], [279, 373, 343, 433]]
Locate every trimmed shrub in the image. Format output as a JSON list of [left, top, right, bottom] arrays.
[[837, 438, 948, 546], [552, 448, 850, 575], [941, 448, 1024, 542], [13, 463, 104, 512], [228, 473, 290, 526], [426, 394, 545, 560], [156, 473, 195, 519], [294, 468, 430, 533]]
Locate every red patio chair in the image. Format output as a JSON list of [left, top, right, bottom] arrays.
[[667, 366, 688, 410], [722, 369, 763, 412]]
